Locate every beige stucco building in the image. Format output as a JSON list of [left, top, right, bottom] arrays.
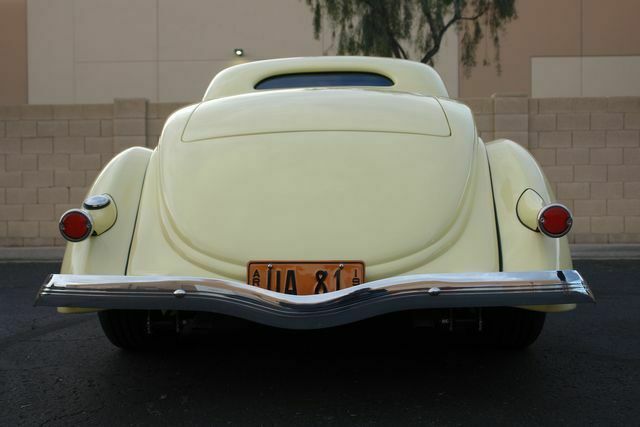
[[0, 1, 639, 247], [1, 0, 639, 105]]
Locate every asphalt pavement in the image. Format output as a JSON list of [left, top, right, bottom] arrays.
[[0, 260, 638, 426]]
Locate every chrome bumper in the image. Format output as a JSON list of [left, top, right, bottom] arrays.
[[35, 270, 594, 329]]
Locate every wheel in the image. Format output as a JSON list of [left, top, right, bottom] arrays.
[[98, 310, 158, 350], [482, 307, 546, 349]]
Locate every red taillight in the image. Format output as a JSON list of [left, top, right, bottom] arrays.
[[537, 204, 573, 238], [59, 209, 93, 242]]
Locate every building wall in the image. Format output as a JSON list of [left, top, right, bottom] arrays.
[[24, 0, 460, 105], [459, 0, 640, 98], [0, 0, 27, 105], [0, 96, 639, 247], [16, 0, 640, 103], [532, 56, 640, 98], [26, 0, 324, 104], [24, 0, 459, 104]]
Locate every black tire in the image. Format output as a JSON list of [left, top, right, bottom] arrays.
[[482, 307, 546, 349], [98, 310, 156, 350]]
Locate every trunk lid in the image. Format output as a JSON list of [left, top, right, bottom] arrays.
[[157, 91, 476, 277]]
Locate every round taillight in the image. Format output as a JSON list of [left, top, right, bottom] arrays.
[[537, 204, 573, 238], [59, 209, 93, 242]]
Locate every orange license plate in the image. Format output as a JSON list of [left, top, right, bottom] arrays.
[[247, 261, 365, 295]]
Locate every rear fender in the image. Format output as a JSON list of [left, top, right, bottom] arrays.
[[61, 147, 153, 276], [486, 139, 572, 270], [486, 139, 574, 312]]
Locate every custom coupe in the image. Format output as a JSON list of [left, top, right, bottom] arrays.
[[36, 56, 594, 349]]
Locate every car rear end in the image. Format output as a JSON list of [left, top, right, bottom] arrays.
[[36, 57, 594, 349]]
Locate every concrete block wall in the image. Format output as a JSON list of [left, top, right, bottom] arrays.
[[0, 99, 187, 247], [0, 96, 639, 247], [466, 95, 640, 244]]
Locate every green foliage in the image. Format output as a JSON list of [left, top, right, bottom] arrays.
[[305, 0, 517, 76]]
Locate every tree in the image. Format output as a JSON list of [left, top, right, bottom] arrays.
[[305, 0, 517, 76]]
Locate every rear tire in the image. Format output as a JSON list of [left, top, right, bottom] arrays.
[[98, 310, 156, 350], [482, 307, 546, 349]]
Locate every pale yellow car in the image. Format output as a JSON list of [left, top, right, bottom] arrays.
[[36, 56, 594, 349]]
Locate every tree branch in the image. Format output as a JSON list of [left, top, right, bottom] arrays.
[[305, 0, 511, 71], [421, 13, 458, 63], [459, 5, 490, 22], [391, 37, 408, 59], [420, 3, 491, 64], [373, 0, 408, 60]]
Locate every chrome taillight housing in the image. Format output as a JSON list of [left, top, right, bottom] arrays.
[[59, 209, 94, 242], [537, 204, 573, 238]]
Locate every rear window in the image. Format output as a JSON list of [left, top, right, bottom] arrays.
[[255, 72, 394, 90]]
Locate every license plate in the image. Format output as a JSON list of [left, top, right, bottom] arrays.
[[247, 261, 365, 295]]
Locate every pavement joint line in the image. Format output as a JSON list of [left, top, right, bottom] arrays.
[[0, 244, 639, 262]]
